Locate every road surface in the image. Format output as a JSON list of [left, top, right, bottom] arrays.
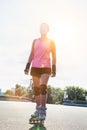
[[0, 101, 87, 130]]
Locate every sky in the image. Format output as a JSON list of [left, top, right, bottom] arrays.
[[0, 0, 87, 92]]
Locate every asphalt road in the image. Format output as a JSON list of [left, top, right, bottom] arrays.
[[0, 101, 87, 130]]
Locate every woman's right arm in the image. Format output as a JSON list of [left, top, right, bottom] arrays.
[[27, 40, 35, 64], [24, 40, 35, 74]]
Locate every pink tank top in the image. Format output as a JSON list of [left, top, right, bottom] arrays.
[[32, 38, 51, 68]]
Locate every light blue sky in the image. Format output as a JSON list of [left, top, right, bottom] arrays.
[[0, 0, 87, 92]]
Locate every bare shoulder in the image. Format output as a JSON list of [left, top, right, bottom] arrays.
[[33, 38, 40, 44], [48, 38, 56, 52], [32, 39, 37, 47], [48, 38, 55, 44], [33, 39, 37, 43]]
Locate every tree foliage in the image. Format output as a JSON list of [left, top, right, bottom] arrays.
[[4, 84, 87, 104], [4, 90, 13, 96], [15, 84, 27, 97], [47, 85, 64, 104], [64, 86, 86, 101]]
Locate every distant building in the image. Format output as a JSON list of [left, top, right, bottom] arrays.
[[0, 89, 1, 94], [64, 91, 68, 100], [0, 88, 2, 95]]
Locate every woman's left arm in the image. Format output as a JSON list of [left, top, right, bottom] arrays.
[[50, 40, 56, 76]]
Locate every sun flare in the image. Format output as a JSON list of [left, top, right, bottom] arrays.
[[50, 24, 74, 44]]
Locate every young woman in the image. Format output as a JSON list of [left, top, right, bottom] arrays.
[[24, 23, 56, 120]]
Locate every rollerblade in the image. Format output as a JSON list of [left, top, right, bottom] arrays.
[[29, 106, 41, 124], [39, 106, 46, 120], [31, 106, 39, 118], [29, 106, 47, 125]]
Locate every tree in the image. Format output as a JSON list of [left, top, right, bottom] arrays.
[[15, 84, 27, 97], [4, 90, 13, 96], [47, 85, 53, 104], [64, 86, 86, 101], [47, 85, 64, 104]]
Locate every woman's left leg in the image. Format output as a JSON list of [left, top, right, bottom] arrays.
[[40, 74, 50, 107], [38, 74, 50, 120]]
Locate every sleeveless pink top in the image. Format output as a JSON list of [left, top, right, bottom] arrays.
[[32, 39, 51, 68]]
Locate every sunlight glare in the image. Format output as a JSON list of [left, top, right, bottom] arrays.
[[50, 24, 74, 44]]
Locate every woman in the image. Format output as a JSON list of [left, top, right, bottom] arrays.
[[24, 23, 56, 120]]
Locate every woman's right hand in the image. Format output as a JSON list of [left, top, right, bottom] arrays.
[[24, 69, 29, 75], [24, 62, 30, 75]]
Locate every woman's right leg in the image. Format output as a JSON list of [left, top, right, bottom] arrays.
[[32, 76, 40, 106], [31, 76, 41, 117]]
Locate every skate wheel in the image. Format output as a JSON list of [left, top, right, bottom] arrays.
[[40, 120, 44, 126]]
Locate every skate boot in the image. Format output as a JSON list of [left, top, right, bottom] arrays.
[[39, 106, 47, 120], [31, 106, 40, 118]]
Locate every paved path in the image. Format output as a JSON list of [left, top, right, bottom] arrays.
[[0, 101, 87, 130]]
